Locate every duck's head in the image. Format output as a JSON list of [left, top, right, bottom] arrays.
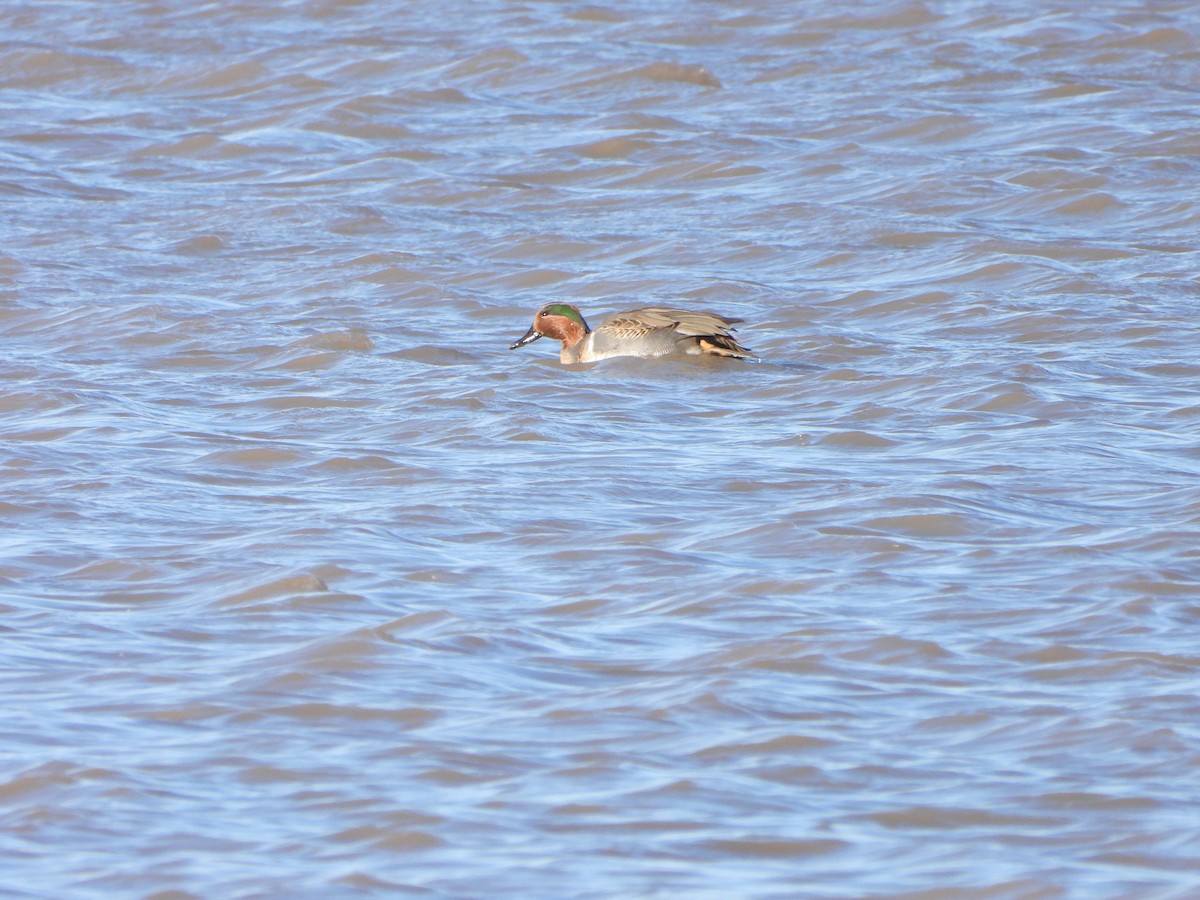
[[509, 303, 590, 351]]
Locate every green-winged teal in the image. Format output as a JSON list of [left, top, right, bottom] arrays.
[[510, 302, 755, 364]]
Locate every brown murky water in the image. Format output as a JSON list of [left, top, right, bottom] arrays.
[[3, 1, 1200, 896]]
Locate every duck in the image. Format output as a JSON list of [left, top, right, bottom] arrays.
[[509, 302, 756, 364]]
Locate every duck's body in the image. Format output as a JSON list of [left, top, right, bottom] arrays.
[[510, 303, 755, 364]]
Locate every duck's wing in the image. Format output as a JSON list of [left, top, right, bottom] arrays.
[[640, 308, 756, 359], [594, 307, 755, 359], [601, 307, 742, 337], [597, 308, 680, 338]]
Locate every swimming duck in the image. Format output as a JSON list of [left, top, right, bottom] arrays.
[[509, 302, 755, 364]]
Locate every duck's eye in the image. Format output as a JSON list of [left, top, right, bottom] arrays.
[[539, 311, 549, 317]]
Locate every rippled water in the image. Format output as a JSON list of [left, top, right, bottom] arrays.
[[4, 1, 1200, 896]]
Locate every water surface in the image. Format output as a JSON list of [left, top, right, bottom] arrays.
[[3, 1, 1200, 896]]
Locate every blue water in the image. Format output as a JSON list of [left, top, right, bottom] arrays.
[[3, 1, 1200, 897]]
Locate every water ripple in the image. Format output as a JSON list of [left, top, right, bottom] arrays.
[[2, 0, 1200, 896]]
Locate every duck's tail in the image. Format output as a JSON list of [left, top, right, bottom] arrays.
[[695, 335, 758, 360]]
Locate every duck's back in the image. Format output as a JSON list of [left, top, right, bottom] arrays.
[[567, 307, 754, 362], [624, 307, 743, 336], [579, 310, 678, 360]]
